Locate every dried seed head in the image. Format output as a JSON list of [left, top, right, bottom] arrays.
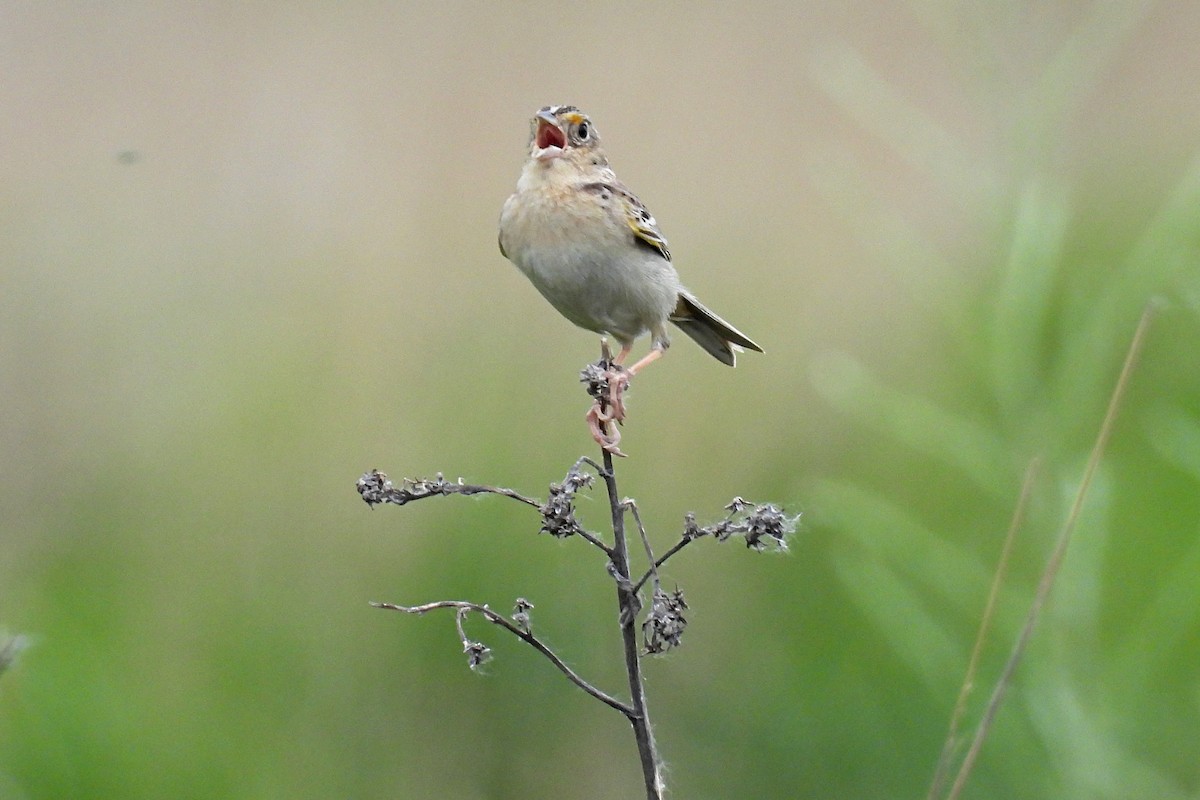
[[642, 587, 689, 655], [742, 503, 798, 552], [355, 470, 455, 507], [539, 463, 594, 538], [512, 598, 534, 633], [356, 470, 393, 507], [464, 640, 492, 671], [687, 499, 800, 551]]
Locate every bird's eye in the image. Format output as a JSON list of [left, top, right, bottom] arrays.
[[576, 123, 589, 140]]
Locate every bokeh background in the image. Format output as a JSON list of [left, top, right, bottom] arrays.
[[3, 3, 1199, 798]]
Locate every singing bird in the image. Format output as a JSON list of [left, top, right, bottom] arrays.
[[498, 105, 762, 449]]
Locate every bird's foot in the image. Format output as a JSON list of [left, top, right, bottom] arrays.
[[579, 342, 632, 457], [586, 401, 626, 457], [604, 364, 631, 423]]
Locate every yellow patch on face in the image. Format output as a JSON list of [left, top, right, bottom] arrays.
[[561, 112, 586, 125]]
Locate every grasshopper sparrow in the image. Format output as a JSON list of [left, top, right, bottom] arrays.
[[498, 105, 762, 452]]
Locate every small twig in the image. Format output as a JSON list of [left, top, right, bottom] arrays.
[[630, 501, 798, 595], [372, 600, 633, 716], [358, 464, 613, 557], [928, 457, 1040, 800], [357, 470, 540, 509], [624, 500, 660, 593], [633, 537, 695, 595], [451, 606, 493, 669], [622, 500, 690, 656], [570, 526, 612, 555], [575, 455, 606, 474], [945, 302, 1155, 800]]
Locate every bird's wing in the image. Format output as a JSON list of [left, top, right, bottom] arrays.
[[583, 181, 671, 262]]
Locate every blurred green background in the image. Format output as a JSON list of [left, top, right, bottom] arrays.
[[2, 3, 1199, 798]]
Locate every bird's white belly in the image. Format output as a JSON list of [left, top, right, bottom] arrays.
[[502, 196, 678, 343]]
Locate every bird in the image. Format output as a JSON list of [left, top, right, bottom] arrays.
[[498, 105, 762, 451]]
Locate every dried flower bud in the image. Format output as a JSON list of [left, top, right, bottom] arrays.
[[356, 470, 394, 507], [742, 503, 797, 552], [356, 470, 459, 507], [725, 497, 750, 513], [464, 640, 492, 671], [512, 598, 534, 633], [711, 519, 737, 542], [539, 463, 594, 538], [689, 499, 800, 551], [579, 361, 611, 401]]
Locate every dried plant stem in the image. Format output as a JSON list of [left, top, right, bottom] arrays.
[[928, 457, 1040, 800], [372, 600, 632, 715], [625, 500, 661, 592], [362, 355, 795, 798], [945, 302, 1155, 800], [601, 450, 664, 800], [632, 537, 694, 595]]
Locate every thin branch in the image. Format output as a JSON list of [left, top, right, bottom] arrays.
[[946, 302, 1155, 800], [624, 500, 660, 593], [453, 606, 471, 642], [632, 536, 696, 595], [928, 457, 1040, 800], [358, 465, 613, 557], [372, 600, 633, 717], [357, 470, 541, 509], [451, 606, 493, 669], [629, 500, 797, 594], [575, 455, 606, 474], [572, 527, 613, 556]]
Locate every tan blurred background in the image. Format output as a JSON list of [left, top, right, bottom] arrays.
[[3, 3, 1199, 798]]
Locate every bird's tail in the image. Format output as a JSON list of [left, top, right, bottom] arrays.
[[670, 292, 764, 367]]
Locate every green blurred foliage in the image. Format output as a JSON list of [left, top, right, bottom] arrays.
[[2, 3, 1199, 798]]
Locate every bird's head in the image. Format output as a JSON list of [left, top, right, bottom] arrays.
[[527, 105, 604, 165]]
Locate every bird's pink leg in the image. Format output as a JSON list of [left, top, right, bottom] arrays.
[[606, 344, 666, 422], [626, 347, 664, 376], [584, 340, 665, 456], [605, 343, 636, 421]]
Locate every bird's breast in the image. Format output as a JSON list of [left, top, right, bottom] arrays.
[[499, 163, 679, 342], [500, 176, 620, 281]]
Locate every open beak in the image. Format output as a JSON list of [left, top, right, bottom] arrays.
[[534, 110, 567, 159]]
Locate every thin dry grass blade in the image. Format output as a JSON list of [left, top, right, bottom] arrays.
[[945, 302, 1155, 800], [928, 458, 1040, 799]]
